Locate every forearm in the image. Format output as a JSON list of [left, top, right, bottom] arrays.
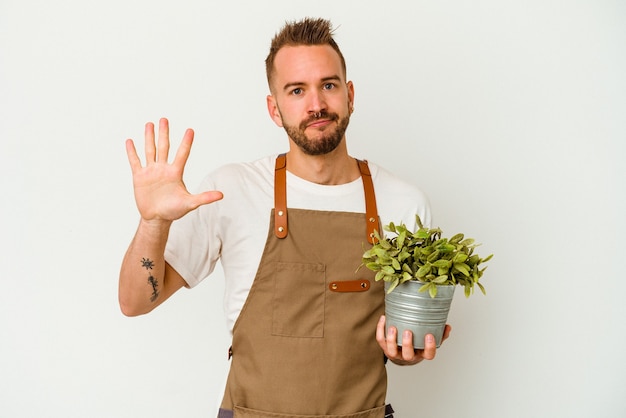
[[119, 219, 172, 316]]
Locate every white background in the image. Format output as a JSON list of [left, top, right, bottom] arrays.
[[1, 0, 624, 417]]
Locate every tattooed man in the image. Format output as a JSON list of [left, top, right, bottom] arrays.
[[119, 17, 450, 418]]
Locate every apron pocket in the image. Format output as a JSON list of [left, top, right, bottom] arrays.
[[272, 262, 325, 338]]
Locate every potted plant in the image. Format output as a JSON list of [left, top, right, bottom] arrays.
[[361, 215, 493, 348]]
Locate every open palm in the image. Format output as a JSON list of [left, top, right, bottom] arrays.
[[125, 118, 222, 222]]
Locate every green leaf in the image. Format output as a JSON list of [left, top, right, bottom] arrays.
[[477, 282, 486, 295], [391, 258, 401, 270], [449, 233, 464, 244], [416, 264, 431, 278], [453, 262, 471, 276], [427, 250, 441, 262], [396, 232, 406, 249], [452, 253, 468, 263], [382, 266, 396, 275], [373, 248, 389, 258], [429, 283, 438, 298], [398, 249, 411, 262], [459, 238, 475, 246], [365, 262, 381, 271], [386, 278, 400, 294], [433, 275, 449, 284], [431, 259, 451, 268], [378, 239, 392, 250], [438, 243, 456, 253]]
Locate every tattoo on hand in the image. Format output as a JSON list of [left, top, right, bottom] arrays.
[[141, 258, 159, 302]]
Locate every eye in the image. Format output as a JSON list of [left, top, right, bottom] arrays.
[[323, 83, 335, 90], [291, 88, 303, 96]]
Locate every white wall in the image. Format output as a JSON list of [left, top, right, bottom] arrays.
[[1, 0, 624, 417]]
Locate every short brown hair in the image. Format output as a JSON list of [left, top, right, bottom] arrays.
[[265, 17, 347, 88]]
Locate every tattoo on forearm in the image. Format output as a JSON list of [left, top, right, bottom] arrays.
[[140, 258, 159, 302], [147, 275, 159, 302]]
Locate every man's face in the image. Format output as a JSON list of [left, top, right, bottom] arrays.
[[267, 45, 354, 155]]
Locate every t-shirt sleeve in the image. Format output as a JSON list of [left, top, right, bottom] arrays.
[[164, 176, 222, 288], [373, 164, 432, 231]]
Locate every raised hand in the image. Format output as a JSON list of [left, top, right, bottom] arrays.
[[125, 118, 223, 222]]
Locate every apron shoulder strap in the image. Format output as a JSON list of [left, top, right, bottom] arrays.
[[274, 153, 288, 239], [273, 154, 380, 243], [356, 159, 381, 244]]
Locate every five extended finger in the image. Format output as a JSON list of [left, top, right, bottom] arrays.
[[157, 118, 170, 163], [144, 122, 156, 163], [187, 191, 224, 212], [125, 139, 142, 173], [172, 128, 195, 170]]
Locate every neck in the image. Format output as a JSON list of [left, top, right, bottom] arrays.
[[285, 142, 360, 185]]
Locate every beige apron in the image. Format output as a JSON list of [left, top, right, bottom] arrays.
[[219, 154, 390, 418]]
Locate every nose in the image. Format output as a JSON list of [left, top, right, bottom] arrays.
[[308, 89, 327, 116]]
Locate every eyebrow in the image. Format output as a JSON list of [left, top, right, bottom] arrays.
[[282, 75, 342, 92]]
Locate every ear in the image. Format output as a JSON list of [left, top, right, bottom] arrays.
[[266, 95, 284, 127], [346, 81, 355, 114]]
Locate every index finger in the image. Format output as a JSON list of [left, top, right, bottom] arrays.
[[172, 128, 195, 170]]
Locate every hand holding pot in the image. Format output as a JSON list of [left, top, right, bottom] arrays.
[[376, 315, 452, 365]]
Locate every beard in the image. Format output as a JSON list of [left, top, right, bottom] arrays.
[[282, 110, 351, 156]]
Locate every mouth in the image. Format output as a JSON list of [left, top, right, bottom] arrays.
[[303, 112, 338, 130], [307, 118, 333, 129]]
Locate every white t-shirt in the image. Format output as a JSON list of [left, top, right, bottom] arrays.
[[165, 154, 431, 332]]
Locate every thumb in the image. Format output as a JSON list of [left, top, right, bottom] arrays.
[[189, 190, 224, 210]]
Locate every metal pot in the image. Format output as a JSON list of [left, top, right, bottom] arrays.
[[384, 281, 455, 349]]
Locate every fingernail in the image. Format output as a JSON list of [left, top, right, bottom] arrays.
[[427, 334, 434, 343]]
